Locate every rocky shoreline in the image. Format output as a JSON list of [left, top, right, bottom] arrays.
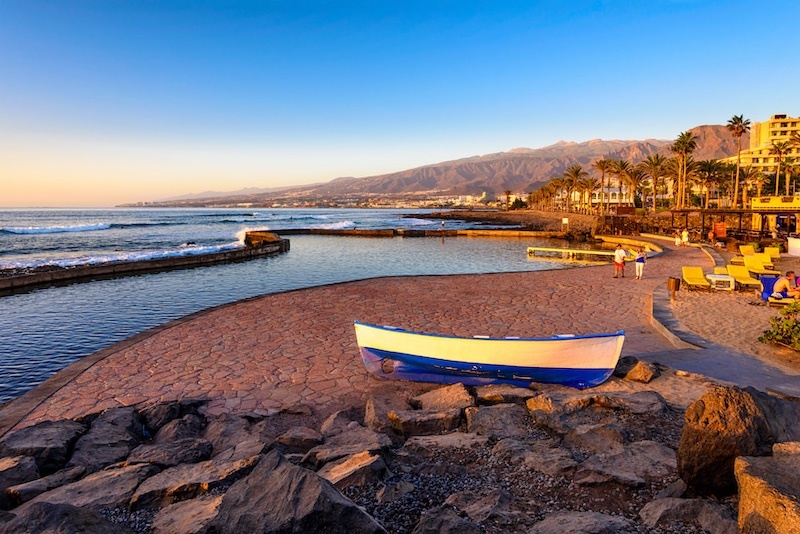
[[1, 357, 798, 533]]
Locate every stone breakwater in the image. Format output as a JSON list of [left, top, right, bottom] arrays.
[[0, 360, 798, 533], [0, 232, 289, 293]]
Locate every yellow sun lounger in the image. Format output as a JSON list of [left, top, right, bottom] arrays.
[[727, 264, 763, 290], [752, 252, 774, 270], [730, 244, 757, 265], [682, 266, 711, 289], [743, 256, 780, 277], [764, 246, 781, 260]]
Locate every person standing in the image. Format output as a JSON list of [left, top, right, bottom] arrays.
[[634, 248, 647, 279], [613, 244, 627, 278], [681, 228, 689, 246]]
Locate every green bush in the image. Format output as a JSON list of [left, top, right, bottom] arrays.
[[760, 301, 800, 350]]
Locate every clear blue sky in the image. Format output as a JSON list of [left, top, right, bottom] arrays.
[[1, 0, 798, 206]]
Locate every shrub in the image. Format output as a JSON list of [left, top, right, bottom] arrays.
[[760, 301, 800, 350]]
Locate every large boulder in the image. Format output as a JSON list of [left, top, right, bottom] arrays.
[[127, 438, 214, 467], [574, 441, 676, 487], [212, 450, 387, 533], [638, 497, 736, 533], [464, 404, 530, 439], [0, 420, 85, 474], [474, 384, 535, 406], [4, 467, 85, 508], [0, 502, 129, 534], [735, 452, 800, 533], [0, 456, 38, 508], [130, 455, 260, 509], [387, 409, 461, 437], [151, 494, 223, 534], [155, 414, 204, 444], [302, 426, 392, 469], [410, 504, 481, 534], [18, 463, 158, 511], [316, 451, 388, 490], [529, 510, 634, 533], [410, 384, 474, 412], [68, 408, 142, 473], [365, 396, 410, 434], [492, 438, 577, 477], [677, 386, 800, 495]]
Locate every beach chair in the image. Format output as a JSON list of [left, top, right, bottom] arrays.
[[753, 252, 775, 270], [765, 246, 781, 260], [760, 276, 793, 306], [730, 244, 757, 265], [727, 264, 763, 291], [681, 266, 711, 289], [743, 255, 780, 277], [713, 266, 729, 275]]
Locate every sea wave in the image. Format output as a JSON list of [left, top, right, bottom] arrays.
[[316, 220, 355, 230], [0, 242, 244, 270], [1, 223, 112, 234], [403, 218, 437, 227]]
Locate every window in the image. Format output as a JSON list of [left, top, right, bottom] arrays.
[[753, 158, 760, 163]]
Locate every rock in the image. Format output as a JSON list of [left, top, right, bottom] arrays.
[[155, 414, 204, 444], [410, 384, 474, 412], [201, 414, 252, 457], [474, 384, 535, 405], [212, 439, 266, 462], [4, 466, 85, 507], [624, 360, 661, 383], [678, 386, 800, 496], [320, 410, 358, 437], [773, 441, 800, 457], [19, 463, 158, 511], [612, 355, 640, 377], [67, 407, 141, 473], [127, 438, 214, 467], [303, 426, 392, 469], [376, 481, 415, 504], [529, 510, 635, 533], [275, 426, 324, 454], [574, 440, 676, 487], [212, 450, 387, 533], [639, 498, 735, 533], [563, 424, 625, 454], [410, 504, 481, 534], [316, 451, 388, 490], [403, 433, 490, 457], [0, 502, 129, 534], [151, 494, 223, 534], [653, 478, 687, 499], [490, 438, 576, 477], [130, 455, 260, 509], [365, 396, 409, 434], [592, 390, 667, 414], [0, 456, 38, 508], [444, 488, 512, 522], [0, 420, 85, 474], [464, 403, 530, 439], [387, 409, 461, 437], [735, 454, 800, 534], [138, 402, 182, 435]]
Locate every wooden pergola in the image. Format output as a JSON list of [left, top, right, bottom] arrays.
[[669, 208, 800, 238]]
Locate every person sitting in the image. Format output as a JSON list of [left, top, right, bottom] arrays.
[[772, 271, 800, 299]]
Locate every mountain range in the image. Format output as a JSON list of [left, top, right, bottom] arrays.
[[142, 124, 745, 206]]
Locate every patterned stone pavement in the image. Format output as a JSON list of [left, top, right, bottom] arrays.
[[0, 240, 770, 433]]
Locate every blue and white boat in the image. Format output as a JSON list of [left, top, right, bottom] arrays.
[[354, 321, 625, 390]]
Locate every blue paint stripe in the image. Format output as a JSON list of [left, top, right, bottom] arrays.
[[361, 347, 613, 390]]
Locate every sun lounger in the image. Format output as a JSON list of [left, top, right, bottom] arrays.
[[727, 264, 763, 291], [743, 256, 781, 277], [764, 246, 781, 260], [730, 244, 757, 265], [682, 266, 711, 289], [713, 266, 729, 275], [753, 252, 774, 269], [760, 276, 795, 306]]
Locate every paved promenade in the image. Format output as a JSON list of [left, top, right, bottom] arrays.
[[2, 239, 799, 436]]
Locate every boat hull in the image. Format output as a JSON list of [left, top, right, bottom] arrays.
[[355, 321, 624, 390]]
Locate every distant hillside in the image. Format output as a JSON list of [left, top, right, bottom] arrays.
[[134, 124, 745, 206]]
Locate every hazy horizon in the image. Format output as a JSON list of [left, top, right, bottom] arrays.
[[2, 1, 798, 208]]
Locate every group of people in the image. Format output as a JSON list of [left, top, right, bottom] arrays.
[[673, 228, 690, 247], [613, 244, 647, 279], [773, 271, 800, 299]]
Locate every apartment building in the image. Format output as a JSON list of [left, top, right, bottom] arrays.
[[722, 114, 800, 173]]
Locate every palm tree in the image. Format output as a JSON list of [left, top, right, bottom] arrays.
[[739, 165, 763, 207], [503, 189, 513, 210], [639, 154, 668, 212], [624, 168, 648, 209], [770, 141, 790, 195], [697, 159, 722, 208], [548, 178, 565, 210], [611, 160, 631, 208], [578, 176, 601, 212], [726, 115, 751, 209], [784, 157, 799, 196], [591, 158, 614, 215], [670, 131, 698, 209], [562, 165, 587, 212]]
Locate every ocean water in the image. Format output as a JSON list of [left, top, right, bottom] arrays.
[[0, 208, 597, 403]]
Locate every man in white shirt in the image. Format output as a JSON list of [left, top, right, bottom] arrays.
[[613, 244, 627, 278]]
